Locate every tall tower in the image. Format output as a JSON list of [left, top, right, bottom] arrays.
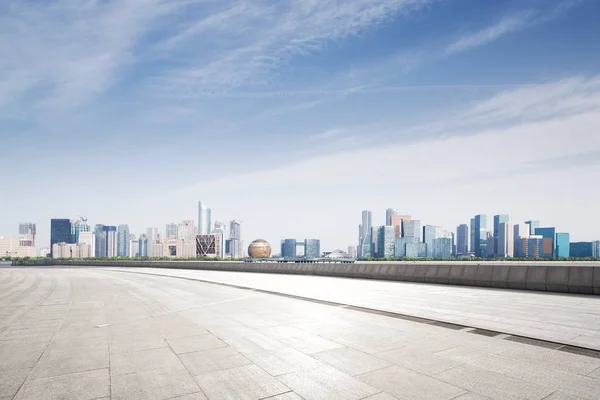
[[198, 201, 212, 235], [50, 219, 72, 257], [229, 220, 242, 258], [385, 208, 399, 226], [473, 214, 487, 257], [117, 225, 130, 257], [358, 210, 372, 258], [457, 224, 469, 256]]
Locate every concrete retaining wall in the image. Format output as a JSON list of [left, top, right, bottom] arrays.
[[51, 260, 600, 295]]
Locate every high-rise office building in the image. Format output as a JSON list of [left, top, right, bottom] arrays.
[[385, 208, 399, 226], [304, 239, 321, 258], [281, 239, 297, 258], [94, 224, 106, 257], [570, 242, 593, 258], [117, 225, 129, 257], [229, 220, 242, 258], [457, 224, 469, 256], [391, 214, 411, 238], [535, 227, 556, 258], [432, 237, 452, 259], [377, 226, 395, 258], [358, 210, 372, 258], [212, 221, 227, 258], [402, 220, 421, 240], [147, 227, 158, 244], [594, 241, 600, 258], [473, 214, 487, 257], [138, 234, 148, 257], [525, 221, 540, 236], [497, 222, 514, 257], [198, 202, 212, 235], [469, 218, 476, 255], [70, 217, 90, 244], [166, 223, 178, 240], [106, 226, 117, 257], [128, 234, 139, 257], [50, 219, 72, 257], [493, 214, 509, 256], [19, 222, 36, 246], [422, 225, 440, 258], [555, 233, 570, 258], [370, 226, 379, 257]]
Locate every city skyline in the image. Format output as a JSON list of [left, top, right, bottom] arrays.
[[3, 203, 598, 258], [1, 1, 600, 251]]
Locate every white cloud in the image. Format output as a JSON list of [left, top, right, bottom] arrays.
[[445, 11, 535, 55], [168, 75, 600, 249]]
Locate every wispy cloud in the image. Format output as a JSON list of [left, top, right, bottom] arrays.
[[445, 11, 535, 55], [445, 1, 583, 55], [158, 0, 433, 95]]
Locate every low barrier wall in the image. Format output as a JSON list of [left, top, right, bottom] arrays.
[[51, 260, 600, 295]]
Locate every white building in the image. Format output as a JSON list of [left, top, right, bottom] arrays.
[[129, 234, 139, 258], [497, 222, 515, 258], [52, 242, 91, 259], [78, 231, 94, 258], [40, 248, 50, 258], [176, 220, 197, 258], [0, 236, 37, 258]]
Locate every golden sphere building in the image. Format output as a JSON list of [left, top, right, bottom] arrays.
[[248, 239, 272, 258]]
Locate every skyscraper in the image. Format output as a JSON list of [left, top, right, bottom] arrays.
[[473, 214, 487, 257], [147, 227, 158, 245], [71, 217, 90, 243], [50, 219, 72, 257], [525, 221, 540, 236], [497, 222, 514, 257], [535, 227, 556, 258], [385, 208, 399, 226], [493, 214, 509, 256], [432, 237, 452, 259], [229, 220, 242, 258], [304, 239, 321, 258], [555, 233, 570, 258], [105, 226, 118, 257], [19, 222, 36, 246], [212, 221, 227, 258], [282, 239, 297, 258], [166, 223, 178, 240], [377, 226, 395, 258], [198, 202, 212, 235], [94, 224, 106, 257], [402, 220, 421, 240], [138, 234, 148, 257], [423, 225, 440, 258], [117, 225, 130, 257], [457, 224, 469, 256], [358, 210, 372, 258], [391, 214, 411, 238], [469, 218, 476, 255]]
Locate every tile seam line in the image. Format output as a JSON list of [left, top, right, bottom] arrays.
[[98, 268, 600, 354]]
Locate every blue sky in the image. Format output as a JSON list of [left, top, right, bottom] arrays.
[[1, 0, 600, 251]]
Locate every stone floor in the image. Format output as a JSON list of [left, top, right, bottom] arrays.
[[113, 267, 600, 350], [0, 267, 599, 400]]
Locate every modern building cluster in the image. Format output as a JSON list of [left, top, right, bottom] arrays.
[[358, 209, 454, 259], [279, 238, 321, 259], [42, 201, 245, 259], [358, 209, 599, 259], [0, 222, 37, 258]]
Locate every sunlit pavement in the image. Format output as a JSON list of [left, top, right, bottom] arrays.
[[1, 267, 600, 400]]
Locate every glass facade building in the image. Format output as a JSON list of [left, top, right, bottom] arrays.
[[138, 234, 148, 257], [117, 225, 130, 257], [394, 237, 417, 258], [473, 214, 487, 257], [422, 225, 439, 258], [377, 226, 395, 258], [281, 239, 297, 258], [535, 227, 556, 258], [402, 220, 421, 240], [525, 220, 540, 236], [457, 224, 469, 255], [569, 242, 593, 258], [50, 219, 72, 257], [432, 238, 452, 259], [555, 233, 570, 258], [304, 239, 321, 258], [166, 223, 178, 240], [197, 201, 212, 235]]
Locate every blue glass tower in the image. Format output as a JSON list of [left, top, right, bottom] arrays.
[[50, 219, 72, 257], [555, 233, 570, 258]]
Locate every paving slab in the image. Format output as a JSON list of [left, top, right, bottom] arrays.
[[194, 364, 290, 400], [357, 365, 467, 400], [312, 347, 393, 376], [14, 368, 110, 400]]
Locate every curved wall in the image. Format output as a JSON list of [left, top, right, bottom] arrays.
[[51, 260, 600, 295]]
